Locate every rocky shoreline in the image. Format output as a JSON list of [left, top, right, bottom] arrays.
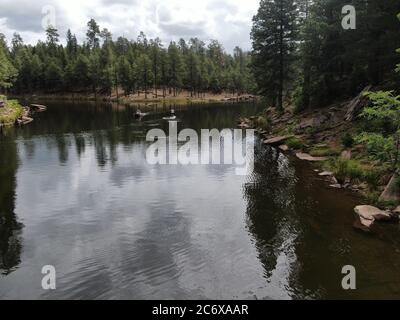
[[238, 91, 400, 233]]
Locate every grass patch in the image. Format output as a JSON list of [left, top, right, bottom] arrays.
[[286, 137, 304, 150], [325, 158, 384, 188], [0, 99, 23, 125], [327, 159, 364, 184], [253, 116, 271, 131], [309, 146, 341, 157]]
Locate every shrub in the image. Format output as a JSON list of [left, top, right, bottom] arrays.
[[363, 169, 383, 191], [286, 137, 303, 149], [0, 99, 23, 124], [341, 132, 354, 148], [254, 116, 271, 131], [328, 158, 364, 184]]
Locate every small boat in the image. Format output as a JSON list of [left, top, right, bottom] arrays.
[[135, 110, 148, 119]]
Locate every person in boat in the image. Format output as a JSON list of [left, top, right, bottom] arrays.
[[135, 109, 143, 118]]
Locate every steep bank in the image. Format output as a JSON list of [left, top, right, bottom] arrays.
[[239, 91, 400, 230]]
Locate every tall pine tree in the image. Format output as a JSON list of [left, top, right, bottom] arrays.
[[251, 0, 297, 111]]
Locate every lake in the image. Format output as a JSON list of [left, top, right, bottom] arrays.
[[1, 101, 400, 299]]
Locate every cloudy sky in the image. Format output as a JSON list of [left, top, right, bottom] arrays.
[[0, 0, 260, 53]]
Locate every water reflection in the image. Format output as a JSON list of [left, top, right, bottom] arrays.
[[0, 130, 22, 275], [243, 140, 300, 299], [1, 100, 400, 299]]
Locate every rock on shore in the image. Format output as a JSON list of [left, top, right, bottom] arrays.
[[353, 205, 396, 232]]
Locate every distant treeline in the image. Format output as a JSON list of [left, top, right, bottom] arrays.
[[0, 19, 256, 97], [251, 0, 400, 111]]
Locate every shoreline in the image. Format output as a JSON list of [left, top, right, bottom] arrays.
[[239, 98, 400, 232], [0, 98, 24, 127], [12, 92, 259, 108]]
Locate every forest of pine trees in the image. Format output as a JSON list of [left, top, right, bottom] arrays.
[[0, 19, 256, 98], [251, 0, 400, 112], [1, 0, 399, 108]]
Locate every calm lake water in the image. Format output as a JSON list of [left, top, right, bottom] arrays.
[[1, 101, 400, 299]]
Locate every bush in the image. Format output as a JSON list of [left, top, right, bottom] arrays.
[[286, 137, 303, 149], [341, 132, 354, 148], [254, 116, 271, 131], [0, 99, 23, 124], [328, 158, 364, 184], [363, 169, 383, 191]]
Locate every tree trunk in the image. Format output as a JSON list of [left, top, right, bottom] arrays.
[[344, 85, 372, 121]]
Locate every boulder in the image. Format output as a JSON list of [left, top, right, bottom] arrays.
[[278, 144, 289, 151], [354, 205, 392, 221], [263, 135, 293, 146], [353, 215, 374, 232], [393, 206, 400, 214], [296, 152, 327, 162], [330, 176, 339, 184]]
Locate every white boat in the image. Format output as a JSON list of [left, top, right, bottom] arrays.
[[135, 110, 148, 118]]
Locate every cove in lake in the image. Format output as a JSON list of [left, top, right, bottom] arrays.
[[0, 101, 400, 299]]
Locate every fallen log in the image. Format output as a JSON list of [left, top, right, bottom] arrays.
[[30, 104, 47, 112], [344, 85, 372, 121]]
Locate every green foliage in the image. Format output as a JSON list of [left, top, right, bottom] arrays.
[[0, 99, 23, 124], [286, 137, 303, 150], [361, 91, 400, 123], [3, 20, 256, 97], [253, 1, 400, 110], [341, 132, 354, 148], [0, 40, 18, 90], [328, 159, 364, 184], [357, 91, 400, 171], [327, 158, 384, 189], [356, 133, 396, 163], [363, 169, 384, 191], [254, 116, 271, 131], [309, 147, 340, 157], [251, 0, 297, 111]]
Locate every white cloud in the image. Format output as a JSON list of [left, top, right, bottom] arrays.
[[0, 0, 259, 53]]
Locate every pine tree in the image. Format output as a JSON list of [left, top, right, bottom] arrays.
[[168, 42, 184, 96], [86, 19, 101, 50], [136, 54, 153, 99], [251, 0, 297, 111], [0, 39, 17, 92]]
